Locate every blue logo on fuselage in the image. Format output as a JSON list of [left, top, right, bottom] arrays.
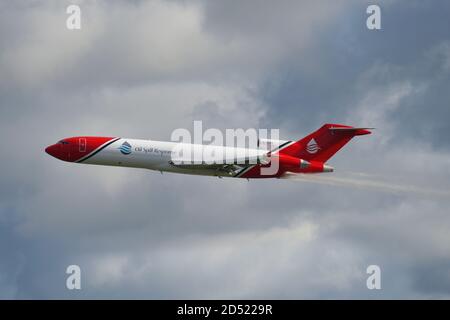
[[119, 141, 132, 155]]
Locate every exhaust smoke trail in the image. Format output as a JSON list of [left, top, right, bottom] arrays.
[[281, 173, 450, 199]]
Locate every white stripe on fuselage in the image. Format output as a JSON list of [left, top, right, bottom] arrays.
[[82, 138, 268, 177]]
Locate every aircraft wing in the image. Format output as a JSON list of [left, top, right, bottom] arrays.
[[169, 152, 269, 176]]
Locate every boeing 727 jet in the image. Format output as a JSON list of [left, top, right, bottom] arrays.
[[45, 124, 371, 179]]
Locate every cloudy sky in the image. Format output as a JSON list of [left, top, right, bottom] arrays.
[[1, 0, 450, 299]]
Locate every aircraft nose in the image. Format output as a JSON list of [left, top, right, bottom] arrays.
[[45, 144, 58, 157], [45, 143, 67, 161]]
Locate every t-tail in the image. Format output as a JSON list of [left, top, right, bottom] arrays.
[[278, 124, 372, 172]]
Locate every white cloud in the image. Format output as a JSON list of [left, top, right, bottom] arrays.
[[82, 220, 368, 298], [0, 0, 351, 90]]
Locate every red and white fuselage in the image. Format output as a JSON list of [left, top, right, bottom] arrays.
[[45, 124, 371, 179]]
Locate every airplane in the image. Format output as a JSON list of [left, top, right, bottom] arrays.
[[45, 123, 372, 179]]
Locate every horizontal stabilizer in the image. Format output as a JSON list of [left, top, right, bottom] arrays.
[[328, 127, 374, 136]]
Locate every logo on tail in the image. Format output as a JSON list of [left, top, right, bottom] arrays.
[[306, 138, 320, 154]]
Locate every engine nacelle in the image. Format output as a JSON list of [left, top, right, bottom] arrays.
[[270, 154, 333, 173]]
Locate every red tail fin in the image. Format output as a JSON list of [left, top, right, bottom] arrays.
[[279, 124, 372, 162]]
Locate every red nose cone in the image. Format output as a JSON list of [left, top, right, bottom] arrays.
[[45, 144, 58, 157], [45, 137, 118, 163], [45, 143, 70, 161], [45, 146, 53, 156]]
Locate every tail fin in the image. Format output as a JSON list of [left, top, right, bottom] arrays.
[[279, 124, 372, 162]]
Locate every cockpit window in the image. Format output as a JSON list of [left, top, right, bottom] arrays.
[[58, 140, 69, 145]]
